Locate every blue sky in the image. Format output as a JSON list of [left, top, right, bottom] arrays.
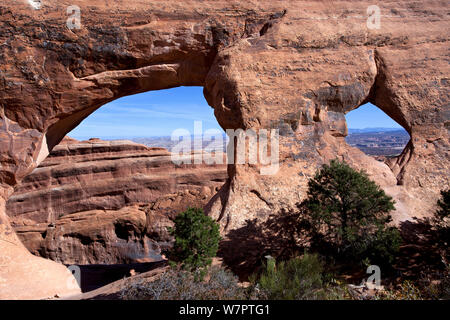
[[345, 103, 402, 129], [68, 87, 401, 139], [69, 86, 222, 139]]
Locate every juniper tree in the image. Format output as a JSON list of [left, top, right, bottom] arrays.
[[301, 159, 401, 265], [168, 208, 221, 273]]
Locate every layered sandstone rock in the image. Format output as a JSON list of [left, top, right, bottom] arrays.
[[14, 206, 168, 265], [8, 137, 227, 264], [0, 0, 448, 299]]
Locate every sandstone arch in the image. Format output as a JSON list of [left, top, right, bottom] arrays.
[[0, 1, 448, 299]]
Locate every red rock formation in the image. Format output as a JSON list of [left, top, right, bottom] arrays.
[[8, 137, 227, 265], [0, 1, 448, 298]]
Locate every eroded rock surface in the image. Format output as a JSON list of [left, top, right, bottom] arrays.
[[8, 137, 227, 264], [0, 0, 448, 299]]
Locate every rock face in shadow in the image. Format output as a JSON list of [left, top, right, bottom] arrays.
[[0, 1, 448, 298], [8, 137, 227, 265]]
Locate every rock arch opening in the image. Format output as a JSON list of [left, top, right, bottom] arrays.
[[6, 87, 228, 291], [345, 102, 411, 160], [68, 87, 223, 140]]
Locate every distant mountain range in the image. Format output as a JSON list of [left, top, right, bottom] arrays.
[[69, 128, 410, 157], [72, 128, 407, 142], [347, 127, 406, 133]]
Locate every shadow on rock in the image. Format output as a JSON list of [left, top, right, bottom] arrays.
[[218, 208, 310, 280], [395, 217, 448, 279], [219, 209, 449, 283]]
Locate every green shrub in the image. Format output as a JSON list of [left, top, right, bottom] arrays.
[[375, 280, 423, 300], [418, 265, 450, 300], [120, 266, 244, 300], [250, 253, 343, 300], [429, 270, 450, 300], [301, 159, 401, 266], [374, 266, 450, 300], [167, 208, 221, 272]]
